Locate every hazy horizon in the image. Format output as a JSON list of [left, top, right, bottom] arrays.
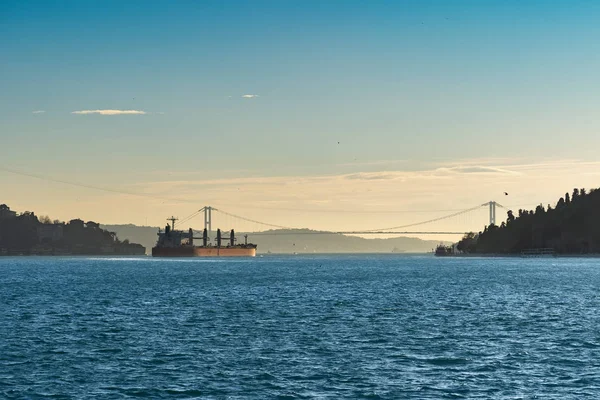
[[2, 1, 600, 240]]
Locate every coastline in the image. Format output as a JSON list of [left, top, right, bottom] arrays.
[[434, 253, 600, 258]]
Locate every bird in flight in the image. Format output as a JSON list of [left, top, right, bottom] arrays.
[[504, 192, 508, 196]]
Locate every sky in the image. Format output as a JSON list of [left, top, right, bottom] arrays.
[[1, 0, 600, 238]]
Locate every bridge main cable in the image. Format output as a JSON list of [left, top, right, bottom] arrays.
[[213, 208, 294, 230], [214, 203, 488, 233], [362, 204, 486, 232], [251, 231, 468, 236]]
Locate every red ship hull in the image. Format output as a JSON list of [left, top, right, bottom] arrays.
[[152, 246, 256, 257]]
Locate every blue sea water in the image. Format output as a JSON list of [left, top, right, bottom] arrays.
[[1, 255, 600, 399]]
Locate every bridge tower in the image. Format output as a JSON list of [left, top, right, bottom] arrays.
[[488, 201, 496, 226], [203, 206, 212, 236]]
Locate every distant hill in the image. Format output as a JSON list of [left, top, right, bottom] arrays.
[[101, 225, 447, 255], [101, 224, 160, 255]]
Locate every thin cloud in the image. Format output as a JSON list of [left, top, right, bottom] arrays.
[[436, 166, 521, 176], [32, 110, 45, 114], [43, 157, 594, 234], [345, 172, 403, 181], [138, 159, 600, 192], [72, 109, 146, 116], [336, 159, 408, 168], [241, 94, 259, 99]]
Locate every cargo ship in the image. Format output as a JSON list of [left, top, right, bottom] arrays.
[[152, 217, 257, 257]]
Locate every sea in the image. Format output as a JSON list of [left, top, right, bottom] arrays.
[[1, 255, 600, 399]]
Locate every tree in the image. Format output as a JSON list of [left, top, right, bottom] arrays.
[[507, 210, 515, 224], [456, 232, 478, 253], [449, 185, 600, 254], [535, 204, 545, 215]]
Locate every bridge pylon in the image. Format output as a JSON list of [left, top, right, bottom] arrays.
[[483, 201, 505, 226], [202, 206, 212, 236]]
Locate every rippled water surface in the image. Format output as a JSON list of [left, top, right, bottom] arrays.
[[2, 255, 600, 398]]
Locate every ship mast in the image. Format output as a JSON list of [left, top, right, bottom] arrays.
[[167, 216, 178, 230]]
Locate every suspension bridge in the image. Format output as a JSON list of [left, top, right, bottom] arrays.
[[167, 201, 508, 237]]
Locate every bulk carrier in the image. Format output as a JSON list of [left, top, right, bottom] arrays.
[[152, 217, 257, 257]]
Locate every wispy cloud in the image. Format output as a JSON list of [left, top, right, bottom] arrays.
[[18, 157, 599, 234], [241, 94, 259, 99], [133, 159, 600, 212], [436, 165, 521, 176], [336, 159, 408, 168], [72, 109, 146, 116], [345, 172, 404, 181], [32, 110, 45, 114]]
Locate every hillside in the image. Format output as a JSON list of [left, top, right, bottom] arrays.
[[0, 204, 145, 256], [456, 187, 600, 254], [101, 225, 447, 255]]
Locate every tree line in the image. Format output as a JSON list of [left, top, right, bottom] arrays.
[[0, 205, 145, 255], [457, 188, 600, 254]]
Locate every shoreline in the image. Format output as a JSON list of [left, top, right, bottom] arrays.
[[434, 253, 600, 258], [3, 251, 600, 259]]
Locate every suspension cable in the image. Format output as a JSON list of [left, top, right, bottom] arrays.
[[176, 209, 203, 227], [0, 165, 198, 204], [363, 204, 486, 232], [213, 208, 294, 230], [213, 203, 488, 233]]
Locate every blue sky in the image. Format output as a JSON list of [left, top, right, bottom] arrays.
[[2, 1, 600, 230]]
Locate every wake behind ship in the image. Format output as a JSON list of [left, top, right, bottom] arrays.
[[152, 218, 256, 257]]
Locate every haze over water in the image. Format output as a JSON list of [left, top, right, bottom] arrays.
[[2, 255, 600, 398]]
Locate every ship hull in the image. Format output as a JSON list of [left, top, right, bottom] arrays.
[[152, 246, 256, 257]]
